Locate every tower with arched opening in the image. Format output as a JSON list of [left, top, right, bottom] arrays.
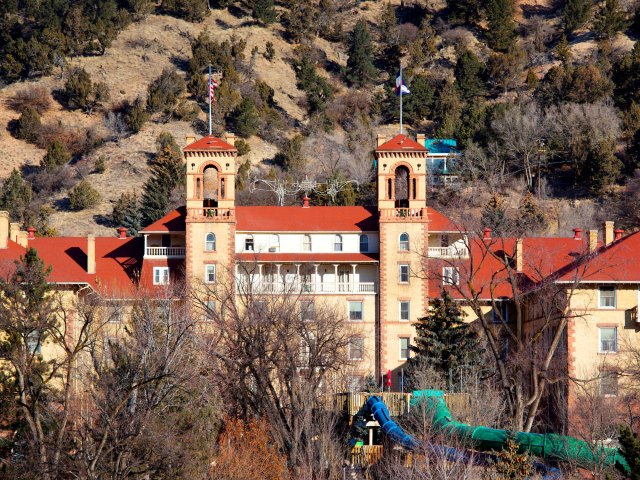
[[374, 133, 429, 383]]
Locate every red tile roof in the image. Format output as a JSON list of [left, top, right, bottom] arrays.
[[376, 134, 427, 152], [140, 207, 186, 233], [0, 240, 30, 278], [183, 135, 236, 152], [427, 207, 459, 232], [236, 206, 379, 232], [236, 252, 379, 263]]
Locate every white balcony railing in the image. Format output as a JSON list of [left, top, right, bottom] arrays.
[[428, 246, 469, 258], [237, 281, 377, 295], [145, 246, 186, 257]]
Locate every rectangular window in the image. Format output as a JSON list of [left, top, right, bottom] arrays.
[[399, 337, 410, 360], [153, 267, 169, 285], [204, 300, 216, 320], [348, 301, 363, 321], [245, 237, 254, 251], [599, 286, 616, 308], [399, 301, 410, 322], [399, 264, 409, 283], [442, 267, 459, 286], [348, 337, 364, 361], [26, 332, 41, 354], [300, 300, 315, 322], [205, 264, 216, 283], [599, 371, 618, 397], [492, 301, 510, 324], [303, 235, 312, 252], [599, 327, 617, 353], [109, 305, 123, 323]]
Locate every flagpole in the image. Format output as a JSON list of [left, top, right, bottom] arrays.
[[208, 64, 212, 136], [399, 63, 403, 135]]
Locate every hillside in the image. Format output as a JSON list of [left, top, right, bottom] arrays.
[[0, 0, 639, 236]]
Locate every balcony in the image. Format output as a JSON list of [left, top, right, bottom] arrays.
[[379, 207, 428, 222], [145, 246, 186, 257], [237, 280, 377, 295], [428, 245, 468, 258], [187, 207, 235, 221]]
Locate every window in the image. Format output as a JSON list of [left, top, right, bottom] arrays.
[[153, 267, 169, 285], [349, 301, 363, 321], [442, 267, 459, 286], [492, 301, 510, 324], [347, 376, 364, 393], [599, 371, 619, 397], [334, 234, 343, 252], [245, 235, 254, 251], [399, 232, 409, 251], [204, 300, 216, 321], [400, 301, 410, 322], [399, 337, 410, 360], [348, 337, 364, 361], [599, 327, 617, 353], [205, 264, 216, 283], [399, 264, 409, 283], [303, 234, 312, 252], [109, 306, 123, 323], [300, 300, 315, 322], [205, 232, 216, 251], [359, 234, 369, 253], [599, 286, 616, 308], [269, 234, 279, 252], [27, 331, 41, 354]]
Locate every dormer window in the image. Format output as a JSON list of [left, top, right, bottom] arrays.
[[334, 234, 343, 252]]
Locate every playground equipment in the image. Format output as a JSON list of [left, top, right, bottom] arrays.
[[365, 390, 631, 477]]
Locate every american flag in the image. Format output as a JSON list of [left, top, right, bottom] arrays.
[[209, 77, 219, 103]]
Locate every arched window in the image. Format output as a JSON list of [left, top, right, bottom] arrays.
[[334, 234, 343, 252], [359, 234, 369, 253], [269, 234, 280, 252], [399, 232, 409, 251], [303, 234, 312, 252], [205, 233, 216, 251]]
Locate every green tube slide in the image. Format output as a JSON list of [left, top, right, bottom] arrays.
[[412, 390, 631, 476]]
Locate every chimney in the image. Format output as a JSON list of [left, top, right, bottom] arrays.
[[0, 211, 9, 249], [302, 196, 310, 208], [603, 221, 614, 246], [483, 227, 492, 241], [16, 231, 28, 248], [589, 229, 598, 253], [87, 234, 96, 274], [416, 133, 426, 146], [516, 238, 523, 273], [376, 134, 387, 147], [185, 135, 196, 145], [27, 226, 36, 240], [222, 132, 236, 147], [614, 228, 623, 241], [117, 227, 128, 239], [573, 228, 582, 241], [10, 223, 20, 243]]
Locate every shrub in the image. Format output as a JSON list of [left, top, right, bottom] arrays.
[[94, 156, 106, 174], [10, 86, 52, 115], [15, 106, 42, 143], [227, 98, 259, 138], [161, 0, 209, 22], [235, 139, 251, 156], [147, 67, 186, 113], [69, 180, 101, 210], [42, 140, 71, 170], [121, 97, 149, 133], [64, 67, 110, 112], [265, 41, 275, 60], [252, 0, 277, 24]]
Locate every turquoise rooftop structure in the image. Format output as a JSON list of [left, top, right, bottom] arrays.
[[419, 138, 461, 187]]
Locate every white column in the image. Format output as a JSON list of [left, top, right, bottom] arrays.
[[258, 264, 263, 292], [333, 264, 339, 293], [351, 264, 357, 293], [276, 264, 282, 292], [314, 264, 319, 293], [295, 264, 301, 291]]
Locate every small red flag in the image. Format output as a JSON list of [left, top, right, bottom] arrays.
[[386, 369, 392, 388]]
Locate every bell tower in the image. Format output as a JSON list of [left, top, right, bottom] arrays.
[[375, 133, 429, 388], [183, 133, 237, 291]]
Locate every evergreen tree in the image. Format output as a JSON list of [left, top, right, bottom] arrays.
[[161, 0, 209, 21], [111, 192, 142, 236], [613, 43, 640, 109], [435, 81, 462, 137], [579, 138, 622, 195], [515, 192, 546, 235], [147, 67, 186, 114], [124, 96, 149, 133], [485, 0, 516, 52], [481, 192, 511, 236], [447, 0, 483, 25], [42, 140, 71, 170], [554, 35, 572, 64], [69, 180, 101, 211], [252, 0, 277, 24], [409, 290, 483, 377], [64, 67, 93, 110], [0, 169, 32, 223], [563, 0, 593, 32], [15, 106, 41, 143], [228, 98, 259, 138], [345, 20, 377, 88], [402, 74, 435, 125], [619, 425, 640, 480], [293, 56, 333, 114], [593, 0, 628, 39], [454, 50, 486, 100]]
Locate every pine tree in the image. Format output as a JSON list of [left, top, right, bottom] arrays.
[[15, 106, 41, 143], [112, 192, 143, 236], [515, 192, 546, 235], [228, 98, 259, 138], [252, 0, 277, 24], [345, 20, 377, 88], [293, 56, 333, 114], [69, 180, 101, 211], [481, 192, 511, 236], [454, 50, 486, 100], [409, 290, 483, 377], [42, 140, 71, 170], [447, 0, 483, 25], [619, 425, 640, 479], [554, 35, 572, 64], [593, 0, 629, 39], [403, 74, 435, 124], [563, 0, 593, 32], [0, 169, 32, 223], [485, 0, 516, 52], [435, 81, 462, 137]]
